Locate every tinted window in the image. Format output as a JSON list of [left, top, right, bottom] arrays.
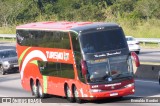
[[80, 28, 127, 53], [16, 30, 71, 49], [39, 61, 74, 79]]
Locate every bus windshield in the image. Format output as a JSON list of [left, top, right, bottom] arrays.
[[80, 28, 127, 54], [86, 55, 133, 83]]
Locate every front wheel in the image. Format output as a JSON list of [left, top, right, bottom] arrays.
[[37, 82, 46, 98], [73, 86, 83, 103], [31, 81, 39, 97]]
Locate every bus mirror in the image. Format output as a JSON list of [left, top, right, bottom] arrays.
[[81, 60, 87, 76], [131, 52, 140, 67]]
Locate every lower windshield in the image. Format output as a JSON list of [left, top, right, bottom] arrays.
[[86, 55, 133, 83]]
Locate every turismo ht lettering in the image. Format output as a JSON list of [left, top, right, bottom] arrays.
[[46, 51, 69, 61]]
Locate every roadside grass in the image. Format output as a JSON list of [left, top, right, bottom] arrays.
[[119, 19, 160, 38], [0, 26, 16, 34], [0, 19, 160, 38]]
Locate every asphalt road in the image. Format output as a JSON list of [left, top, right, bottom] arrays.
[[0, 73, 160, 106]]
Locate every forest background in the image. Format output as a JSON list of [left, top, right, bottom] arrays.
[[0, 0, 160, 38]]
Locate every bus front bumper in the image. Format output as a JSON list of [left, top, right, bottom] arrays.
[[84, 86, 135, 100]]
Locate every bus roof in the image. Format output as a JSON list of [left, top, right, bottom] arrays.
[[16, 21, 120, 32]]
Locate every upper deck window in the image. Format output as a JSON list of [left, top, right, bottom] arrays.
[[80, 28, 127, 53], [16, 30, 71, 49]]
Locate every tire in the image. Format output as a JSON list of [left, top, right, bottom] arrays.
[[0, 66, 5, 75], [73, 86, 82, 103], [31, 81, 39, 97], [37, 82, 46, 98], [65, 85, 74, 102], [136, 51, 140, 54]]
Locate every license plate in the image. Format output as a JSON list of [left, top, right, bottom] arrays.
[[110, 92, 118, 96]]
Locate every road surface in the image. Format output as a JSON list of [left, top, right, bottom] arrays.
[[0, 73, 160, 106]]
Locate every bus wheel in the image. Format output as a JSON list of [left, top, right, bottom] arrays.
[[31, 81, 39, 97], [73, 86, 82, 103], [65, 85, 74, 102], [37, 82, 46, 98]]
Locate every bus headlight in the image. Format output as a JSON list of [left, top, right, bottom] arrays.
[[89, 89, 102, 93], [124, 83, 134, 88], [3, 61, 10, 69]]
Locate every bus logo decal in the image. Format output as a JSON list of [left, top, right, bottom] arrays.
[[20, 50, 47, 79]]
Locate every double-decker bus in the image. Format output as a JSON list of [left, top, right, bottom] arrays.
[[16, 22, 140, 102]]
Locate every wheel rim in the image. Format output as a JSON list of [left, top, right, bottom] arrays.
[[32, 84, 36, 95], [38, 83, 43, 97], [66, 86, 71, 97], [74, 88, 79, 98], [74, 87, 81, 102]]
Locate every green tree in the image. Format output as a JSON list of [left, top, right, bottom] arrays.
[[135, 0, 160, 19]]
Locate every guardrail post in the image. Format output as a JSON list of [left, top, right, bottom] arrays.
[[143, 42, 145, 46]]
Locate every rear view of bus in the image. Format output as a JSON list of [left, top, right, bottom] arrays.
[[16, 22, 140, 103]]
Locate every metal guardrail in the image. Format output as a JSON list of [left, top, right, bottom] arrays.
[[0, 34, 16, 38], [0, 34, 16, 41], [0, 34, 160, 46], [135, 38, 160, 46]]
